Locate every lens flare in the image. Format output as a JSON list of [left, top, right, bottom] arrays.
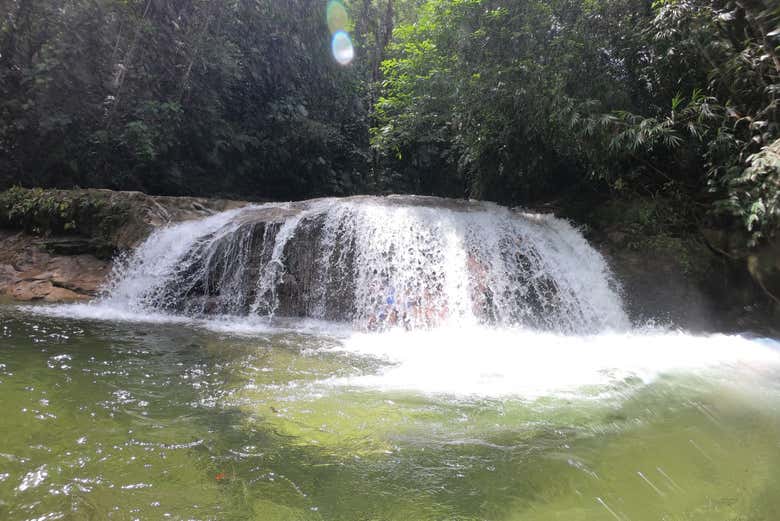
[[332, 31, 354, 66], [326, 0, 349, 34]]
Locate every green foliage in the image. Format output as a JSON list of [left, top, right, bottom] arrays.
[[0, 187, 127, 245], [1, 0, 778, 250], [596, 0, 779, 241], [372, 0, 656, 201], [0, 0, 370, 199], [373, 0, 780, 245], [715, 139, 780, 245]]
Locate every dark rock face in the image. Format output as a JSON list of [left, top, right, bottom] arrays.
[[156, 220, 273, 315], [747, 239, 780, 307], [568, 196, 779, 334], [275, 213, 358, 320], [274, 213, 329, 318], [595, 229, 778, 334], [139, 209, 360, 321], [602, 245, 713, 329]]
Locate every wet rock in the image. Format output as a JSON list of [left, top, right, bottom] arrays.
[[275, 214, 327, 318], [44, 237, 113, 258], [11, 280, 87, 302], [155, 220, 273, 315], [592, 223, 779, 333], [747, 239, 780, 305], [602, 241, 713, 329], [0, 264, 18, 289], [110, 191, 248, 251], [698, 226, 779, 330]]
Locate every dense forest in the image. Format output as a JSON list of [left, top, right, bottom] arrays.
[[0, 0, 778, 244]]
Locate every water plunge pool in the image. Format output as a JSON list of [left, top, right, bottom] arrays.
[[2, 305, 779, 520]]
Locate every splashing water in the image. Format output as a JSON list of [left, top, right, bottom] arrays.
[[3, 305, 780, 521]]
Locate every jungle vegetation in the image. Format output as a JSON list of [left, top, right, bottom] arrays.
[[0, 0, 778, 243]]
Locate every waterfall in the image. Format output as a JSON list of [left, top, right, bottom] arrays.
[[98, 196, 629, 333]]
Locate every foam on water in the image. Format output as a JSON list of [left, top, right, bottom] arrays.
[[27, 302, 780, 400], [327, 327, 780, 398], [28, 303, 354, 339], [31, 302, 196, 325]]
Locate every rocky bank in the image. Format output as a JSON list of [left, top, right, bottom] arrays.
[[0, 188, 246, 303]]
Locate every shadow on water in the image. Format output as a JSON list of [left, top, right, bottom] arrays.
[[2, 305, 780, 521]]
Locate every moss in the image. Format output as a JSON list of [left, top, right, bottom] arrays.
[[0, 187, 130, 256], [633, 234, 713, 280], [581, 196, 717, 282], [590, 197, 693, 240]]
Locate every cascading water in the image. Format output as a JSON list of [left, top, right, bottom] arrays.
[[96, 196, 629, 333]]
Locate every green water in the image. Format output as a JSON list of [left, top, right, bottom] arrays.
[[1, 305, 780, 521]]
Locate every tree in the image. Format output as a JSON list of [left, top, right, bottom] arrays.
[[0, 0, 371, 198]]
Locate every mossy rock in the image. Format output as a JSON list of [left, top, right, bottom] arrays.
[[0, 187, 248, 258], [0, 187, 130, 255]]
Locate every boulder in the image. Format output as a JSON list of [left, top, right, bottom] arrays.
[[10, 279, 88, 302]]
